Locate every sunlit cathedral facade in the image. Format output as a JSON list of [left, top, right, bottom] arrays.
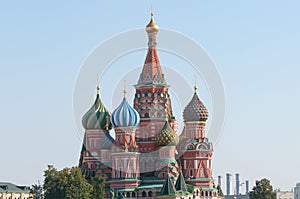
[[79, 13, 223, 199]]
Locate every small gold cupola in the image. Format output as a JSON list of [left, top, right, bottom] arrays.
[[146, 13, 159, 33]]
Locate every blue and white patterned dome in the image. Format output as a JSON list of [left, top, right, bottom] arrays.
[[111, 97, 140, 128]]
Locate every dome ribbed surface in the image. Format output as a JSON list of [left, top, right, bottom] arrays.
[[183, 93, 209, 122], [82, 90, 112, 130], [111, 98, 140, 128], [156, 121, 178, 146]]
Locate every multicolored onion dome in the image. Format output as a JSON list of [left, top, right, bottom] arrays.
[[146, 13, 159, 33], [156, 121, 179, 146], [111, 97, 140, 128], [99, 131, 115, 150], [183, 92, 209, 122], [82, 87, 112, 130]]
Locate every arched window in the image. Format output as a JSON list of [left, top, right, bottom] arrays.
[[119, 169, 122, 178], [141, 159, 146, 172], [127, 135, 131, 145], [148, 191, 153, 197], [126, 192, 130, 197], [120, 135, 124, 145], [200, 168, 204, 177], [142, 191, 147, 197], [132, 192, 136, 198], [199, 144, 206, 150], [148, 159, 152, 169], [187, 144, 193, 150], [145, 113, 149, 118], [190, 169, 193, 177], [129, 167, 134, 178]]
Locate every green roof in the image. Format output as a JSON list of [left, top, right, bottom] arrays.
[[160, 176, 176, 196], [175, 172, 188, 193], [137, 184, 163, 189], [187, 178, 213, 181], [108, 178, 139, 182], [0, 182, 30, 193], [157, 159, 177, 165], [201, 187, 218, 191], [113, 188, 135, 192], [141, 177, 165, 181]]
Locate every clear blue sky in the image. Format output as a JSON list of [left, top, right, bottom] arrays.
[[1, 0, 300, 192]]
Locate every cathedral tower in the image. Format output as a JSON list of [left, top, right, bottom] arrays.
[[79, 86, 113, 179], [109, 87, 141, 191], [134, 13, 177, 175], [177, 84, 217, 197], [155, 114, 179, 178]]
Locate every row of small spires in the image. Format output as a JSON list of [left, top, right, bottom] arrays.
[[97, 73, 199, 96]]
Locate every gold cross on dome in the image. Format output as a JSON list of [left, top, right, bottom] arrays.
[[123, 80, 127, 98], [194, 73, 198, 93]]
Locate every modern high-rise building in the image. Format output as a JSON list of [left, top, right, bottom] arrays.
[[78, 12, 222, 199], [224, 173, 249, 199], [295, 182, 300, 199]]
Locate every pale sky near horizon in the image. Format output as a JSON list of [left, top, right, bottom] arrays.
[[1, 0, 300, 192]]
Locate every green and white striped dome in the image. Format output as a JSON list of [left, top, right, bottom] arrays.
[[82, 87, 112, 130]]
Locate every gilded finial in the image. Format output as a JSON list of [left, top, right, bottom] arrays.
[[179, 163, 183, 172], [194, 74, 198, 93], [123, 80, 127, 98], [97, 85, 100, 95], [146, 11, 159, 33], [97, 74, 100, 95], [166, 166, 170, 177], [165, 107, 169, 121], [105, 115, 109, 130]]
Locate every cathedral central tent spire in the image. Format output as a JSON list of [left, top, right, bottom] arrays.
[[137, 13, 166, 86]]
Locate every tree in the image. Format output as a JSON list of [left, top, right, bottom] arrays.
[[43, 165, 92, 199], [91, 175, 105, 199], [249, 178, 276, 199], [30, 181, 43, 199]]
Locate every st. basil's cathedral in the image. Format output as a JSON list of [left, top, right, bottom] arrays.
[[79, 13, 224, 199]]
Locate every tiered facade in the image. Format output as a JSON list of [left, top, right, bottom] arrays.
[[79, 13, 222, 199]]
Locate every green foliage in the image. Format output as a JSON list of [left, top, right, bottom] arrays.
[[30, 181, 43, 199], [217, 184, 224, 197], [91, 175, 105, 199], [43, 165, 94, 199], [249, 178, 276, 199]]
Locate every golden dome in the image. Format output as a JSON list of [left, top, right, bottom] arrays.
[[146, 13, 159, 33]]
